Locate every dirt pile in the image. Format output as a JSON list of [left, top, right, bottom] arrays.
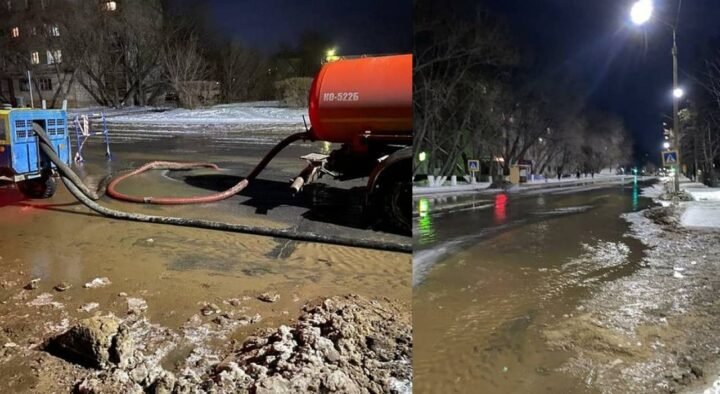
[[45, 295, 410, 394], [643, 206, 679, 227], [46, 315, 125, 369], [209, 294, 412, 393], [658, 190, 694, 203]]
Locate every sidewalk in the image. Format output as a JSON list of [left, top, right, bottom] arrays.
[[414, 174, 640, 198], [639, 177, 720, 229], [414, 175, 651, 217]]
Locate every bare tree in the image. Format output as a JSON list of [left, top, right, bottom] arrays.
[[681, 50, 720, 184], [217, 42, 266, 102], [414, 0, 519, 177], [161, 34, 209, 109]]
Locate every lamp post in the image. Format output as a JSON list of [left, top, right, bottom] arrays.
[[670, 27, 682, 193], [630, 0, 683, 193]]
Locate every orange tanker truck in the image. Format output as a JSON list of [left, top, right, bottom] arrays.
[[32, 53, 412, 248], [292, 54, 412, 233]]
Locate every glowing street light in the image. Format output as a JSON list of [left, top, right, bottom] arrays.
[[629, 0, 683, 193], [663, 141, 671, 149], [325, 48, 340, 63], [630, 0, 653, 25]]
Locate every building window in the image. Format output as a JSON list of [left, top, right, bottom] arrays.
[[47, 49, 61, 64], [104, 1, 116, 11], [6, 1, 11, 12], [39, 78, 52, 91], [30, 51, 39, 64], [31, 26, 38, 36], [11, 27, 19, 38], [19, 78, 29, 92], [49, 24, 59, 37]]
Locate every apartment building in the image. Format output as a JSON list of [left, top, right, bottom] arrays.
[[0, 0, 119, 108]]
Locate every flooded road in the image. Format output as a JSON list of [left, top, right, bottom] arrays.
[[0, 120, 410, 391], [413, 181, 653, 393]]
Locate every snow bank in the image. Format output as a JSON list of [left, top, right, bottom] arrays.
[[640, 180, 667, 199], [681, 203, 720, 229], [104, 102, 308, 125], [684, 185, 720, 202], [647, 180, 720, 229]]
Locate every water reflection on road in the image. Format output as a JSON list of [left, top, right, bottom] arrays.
[[413, 182, 652, 393], [416, 198, 436, 246]]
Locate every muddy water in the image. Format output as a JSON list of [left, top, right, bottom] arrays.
[[0, 133, 410, 332], [0, 186, 409, 328], [413, 182, 653, 393]]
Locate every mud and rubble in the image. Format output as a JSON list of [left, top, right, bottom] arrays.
[[543, 204, 720, 393], [210, 295, 412, 393], [0, 273, 410, 394]]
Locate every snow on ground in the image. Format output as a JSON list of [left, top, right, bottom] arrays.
[[640, 179, 666, 199], [680, 182, 720, 229], [682, 203, 720, 229], [72, 102, 308, 125], [414, 174, 645, 198], [644, 178, 720, 229], [685, 184, 720, 201]]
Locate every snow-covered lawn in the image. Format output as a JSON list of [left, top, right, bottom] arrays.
[[679, 182, 720, 229], [649, 178, 720, 230], [684, 184, 720, 202], [73, 102, 308, 125]]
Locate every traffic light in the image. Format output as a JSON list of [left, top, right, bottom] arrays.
[[663, 124, 673, 140]]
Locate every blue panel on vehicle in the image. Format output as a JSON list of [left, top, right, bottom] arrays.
[[8, 109, 70, 175]]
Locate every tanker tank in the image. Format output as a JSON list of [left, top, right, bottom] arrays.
[[307, 54, 412, 147]]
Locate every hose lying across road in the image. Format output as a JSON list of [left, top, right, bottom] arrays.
[[105, 132, 307, 204], [33, 127, 411, 253]]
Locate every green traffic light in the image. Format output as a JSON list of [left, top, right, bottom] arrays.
[[418, 152, 427, 162]]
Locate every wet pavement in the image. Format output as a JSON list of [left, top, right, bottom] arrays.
[[413, 180, 655, 393], [0, 120, 410, 391]]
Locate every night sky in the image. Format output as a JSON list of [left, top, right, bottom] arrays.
[[206, 0, 412, 56], [202, 1, 720, 163], [475, 0, 720, 163]]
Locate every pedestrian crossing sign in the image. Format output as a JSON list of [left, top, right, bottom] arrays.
[[662, 150, 678, 166], [468, 160, 480, 172]]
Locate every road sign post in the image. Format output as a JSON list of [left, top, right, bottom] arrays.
[[468, 160, 480, 184], [662, 150, 678, 167]]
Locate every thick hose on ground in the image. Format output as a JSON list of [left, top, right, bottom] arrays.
[[34, 123, 107, 200], [106, 132, 307, 204], [35, 131, 411, 253]]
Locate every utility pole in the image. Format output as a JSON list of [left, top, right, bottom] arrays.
[[27, 70, 34, 108], [672, 28, 680, 193]]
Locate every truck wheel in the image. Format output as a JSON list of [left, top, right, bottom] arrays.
[[19, 176, 57, 199], [381, 175, 411, 234]]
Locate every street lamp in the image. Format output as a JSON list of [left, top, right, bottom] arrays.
[[629, 0, 683, 193], [630, 0, 653, 25], [325, 48, 340, 63], [663, 141, 671, 149]]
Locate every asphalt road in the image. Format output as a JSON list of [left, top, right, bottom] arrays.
[[77, 120, 410, 251]]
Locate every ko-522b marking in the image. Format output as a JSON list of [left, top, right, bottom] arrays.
[[322, 92, 360, 102]]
